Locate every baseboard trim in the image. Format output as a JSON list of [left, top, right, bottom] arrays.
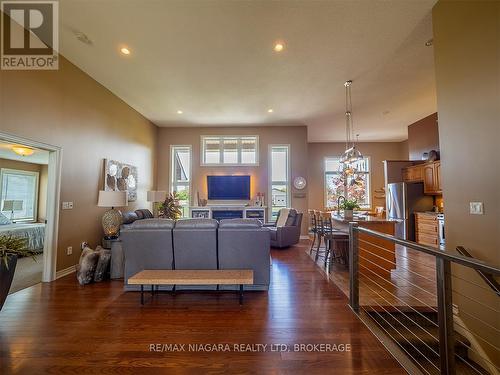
[[300, 235, 310, 240], [56, 265, 76, 279]]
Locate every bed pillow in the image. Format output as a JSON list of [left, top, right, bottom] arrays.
[[0, 213, 12, 225]]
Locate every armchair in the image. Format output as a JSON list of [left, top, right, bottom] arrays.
[[265, 208, 303, 248]]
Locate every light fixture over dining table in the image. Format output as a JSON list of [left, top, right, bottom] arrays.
[[340, 80, 363, 165]]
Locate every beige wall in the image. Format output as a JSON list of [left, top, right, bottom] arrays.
[[407, 112, 439, 160], [307, 142, 408, 211], [157, 126, 309, 234], [0, 158, 47, 222], [0, 57, 158, 271], [433, 0, 499, 364]]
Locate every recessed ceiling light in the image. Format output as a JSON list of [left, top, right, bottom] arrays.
[[120, 47, 131, 55], [273, 42, 284, 52], [267, 108, 274, 113], [177, 110, 183, 114], [425, 39, 433, 47]]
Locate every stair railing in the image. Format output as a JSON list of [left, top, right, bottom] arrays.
[[349, 223, 500, 375]]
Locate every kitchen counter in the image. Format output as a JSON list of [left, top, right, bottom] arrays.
[[330, 213, 399, 224], [330, 212, 397, 279]]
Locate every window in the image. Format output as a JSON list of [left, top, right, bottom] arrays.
[[269, 145, 290, 220], [0, 169, 39, 222], [201, 136, 258, 165], [324, 157, 370, 208], [171, 146, 191, 218]]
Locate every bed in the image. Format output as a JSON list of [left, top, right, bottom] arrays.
[[0, 223, 46, 252]]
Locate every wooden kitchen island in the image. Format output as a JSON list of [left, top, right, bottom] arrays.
[[330, 214, 398, 279]]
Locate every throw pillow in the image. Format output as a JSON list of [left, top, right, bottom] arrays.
[[122, 211, 138, 224], [94, 246, 111, 282], [76, 246, 99, 285]]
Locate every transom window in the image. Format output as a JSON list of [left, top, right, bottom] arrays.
[[324, 157, 370, 209], [0, 168, 39, 222], [201, 136, 258, 165]]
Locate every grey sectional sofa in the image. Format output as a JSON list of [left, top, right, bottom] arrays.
[[120, 218, 271, 291]]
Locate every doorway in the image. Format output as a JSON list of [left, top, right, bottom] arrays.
[[0, 132, 62, 289]]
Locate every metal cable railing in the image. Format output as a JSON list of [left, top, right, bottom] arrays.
[[348, 223, 500, 375]]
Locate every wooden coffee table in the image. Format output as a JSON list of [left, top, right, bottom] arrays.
[[128, 269, 254, 305]]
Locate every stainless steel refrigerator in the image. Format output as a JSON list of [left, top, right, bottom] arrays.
[[386, 182, 434, 241]]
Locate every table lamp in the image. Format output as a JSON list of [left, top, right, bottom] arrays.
[[147, 190, 167, 217], [2, 200, 23, 221], [97, 191, 128, 239]]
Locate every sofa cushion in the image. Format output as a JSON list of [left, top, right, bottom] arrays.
[[130, 218, 175, 229], [175, 218, 218, 229], [122, 211, 139, 224], [219, 218, 262, 228], [285, 209, 298, 226]]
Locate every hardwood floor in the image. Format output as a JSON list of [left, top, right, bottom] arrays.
[[0, 241, 404, 374], [315, 244, 437, 309]]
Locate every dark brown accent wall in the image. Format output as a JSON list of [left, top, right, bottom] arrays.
[[407, 112, 439, 160]]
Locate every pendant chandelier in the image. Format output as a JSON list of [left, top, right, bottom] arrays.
[[340, 80, 363, 164]]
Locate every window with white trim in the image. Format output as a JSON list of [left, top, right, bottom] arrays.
[[0, 168, 39, 222], [324, 157, 370, 208], [269, 145, 290, 219], [201, 136, 258, 165], [171, 146, 191, 218]]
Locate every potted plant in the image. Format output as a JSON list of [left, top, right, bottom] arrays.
[[0, 235, 34, 311], [340, 199, 360, 220], [158, 192, 183, 220]]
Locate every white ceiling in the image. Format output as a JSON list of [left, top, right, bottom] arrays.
[[59, 0, 437, 142]]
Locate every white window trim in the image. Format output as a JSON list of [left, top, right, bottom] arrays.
[[268, 144, 291, 219], [170, 145, 192, 207], [200, 135, 259, 166], [323, 156, 372, 209], [0, 168, 39, 222]]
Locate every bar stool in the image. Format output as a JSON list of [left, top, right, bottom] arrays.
[[314, 210, 327, 261], [330, 218, 350, 266], [308, 209, 318, 255], [320, 212, 347, 267]]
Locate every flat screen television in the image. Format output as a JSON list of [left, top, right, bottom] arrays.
[[207, 175, 250, 200]]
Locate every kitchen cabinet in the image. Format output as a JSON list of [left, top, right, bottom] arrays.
[[403, 161, 442, 195], [415, 212, 439, 247], [423, 161, 442, 195]]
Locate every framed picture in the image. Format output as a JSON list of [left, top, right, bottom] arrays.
[[103, 159, 138, 202]]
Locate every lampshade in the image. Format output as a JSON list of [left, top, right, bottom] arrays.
[[2, 200, 23, 211], [147, 190, 167, 202], [97, 190, 128, 208]]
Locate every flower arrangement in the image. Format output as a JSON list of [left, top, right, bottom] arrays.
[[340, 199, 360, 211]]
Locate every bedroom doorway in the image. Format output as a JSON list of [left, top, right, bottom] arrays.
[[0, 132, 62, 292]]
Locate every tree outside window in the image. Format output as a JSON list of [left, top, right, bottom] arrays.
[[325, 157, 370, 208]]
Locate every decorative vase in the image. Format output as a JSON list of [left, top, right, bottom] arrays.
[[343, 209, 354, 220], [0, 254, 18, 311]]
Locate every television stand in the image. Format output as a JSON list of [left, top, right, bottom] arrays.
[[190, 205, 267, 223]]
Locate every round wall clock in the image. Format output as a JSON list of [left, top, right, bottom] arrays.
[[293, 176, 307, 190]]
